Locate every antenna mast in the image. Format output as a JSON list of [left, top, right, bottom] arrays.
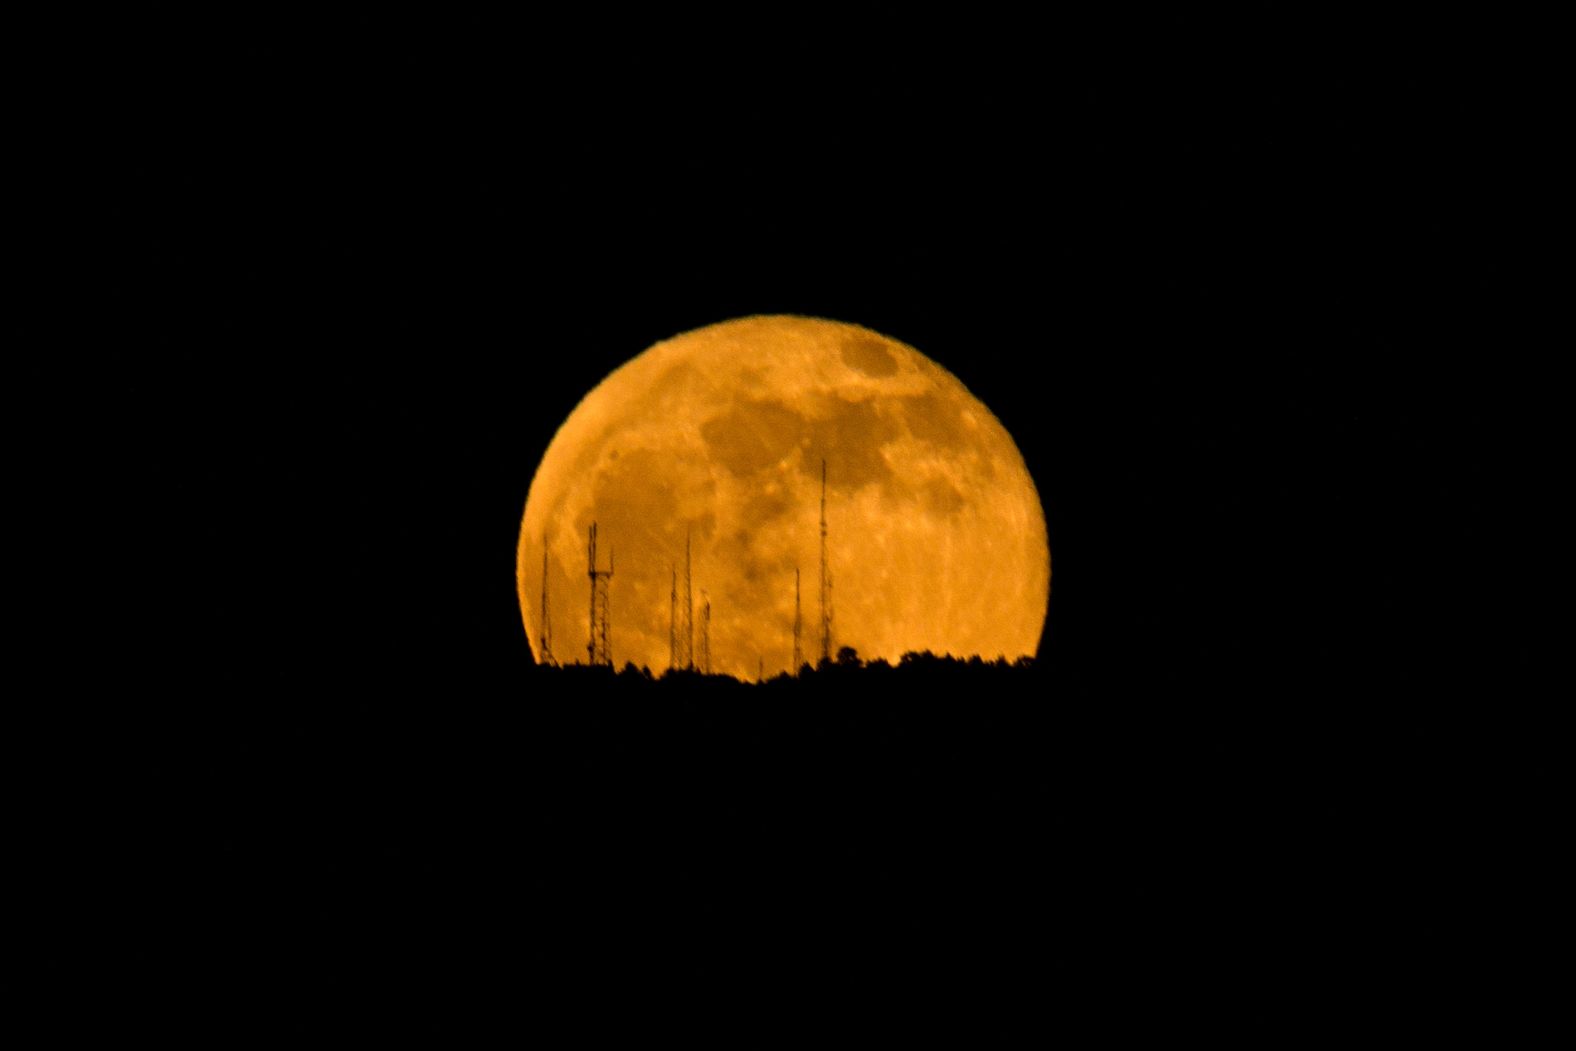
[[698, 590, 711, 676], [819, 460, 833, 664], [586, 523, 613, 667], [681, 529, 694, 669], [539, 541, 554, 666], [792, 566, 802, 675]]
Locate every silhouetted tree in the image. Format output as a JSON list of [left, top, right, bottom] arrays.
[[836, 646, 861, 668]]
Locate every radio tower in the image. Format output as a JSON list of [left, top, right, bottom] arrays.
[[669, 566, 678, 672], [698, 590, 711, 675], [792, 567, 803, 675], [539, 542, 554, 666], [685, 531, 695, 669], [674, 529, 694, 670], [586, 523, 613, 667], [819, 459, 833, 664]]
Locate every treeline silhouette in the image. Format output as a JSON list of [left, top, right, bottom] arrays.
[[545, 647, 1038, 686]]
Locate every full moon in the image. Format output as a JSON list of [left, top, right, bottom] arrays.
[[517, 316, 1049, 678]]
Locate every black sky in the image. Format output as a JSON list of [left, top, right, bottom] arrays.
[[46, 14, 1557, 1035], [93, 28, 1519, 704]]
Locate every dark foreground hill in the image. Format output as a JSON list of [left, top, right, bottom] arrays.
[[28, 654, 1555, 1037]]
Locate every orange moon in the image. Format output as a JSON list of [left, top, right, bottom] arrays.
[[517, 316, 1049, 678]]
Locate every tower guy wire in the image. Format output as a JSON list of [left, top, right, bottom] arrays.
[[586, 522, 613, 667]]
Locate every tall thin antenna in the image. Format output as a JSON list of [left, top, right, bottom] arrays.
[[684, 528, 694, 670], [698, 590, 711, 676], [792, 566, 802, 675], [539, 540, 554, 666], [820, 459, 833, 664], [672, 530, 694, 671], [586, 522, 613, 667]]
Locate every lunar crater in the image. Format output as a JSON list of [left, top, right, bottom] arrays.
[[841, 335, 901, 377]]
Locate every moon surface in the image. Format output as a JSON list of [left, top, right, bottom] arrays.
[[517, 316, 1049, 679]]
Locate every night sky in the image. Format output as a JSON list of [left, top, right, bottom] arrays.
[[59, 15, 1550, 1034], [100, 42, 1511, 700]]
